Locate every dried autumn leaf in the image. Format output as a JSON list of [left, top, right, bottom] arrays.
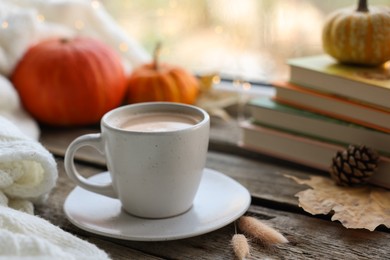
[[198, 73, 219, 92], [285, 175, 390, 231], [196, 89, 238, 121]]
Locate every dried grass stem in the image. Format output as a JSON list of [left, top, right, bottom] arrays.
[[231, 234, 250, 260], [238, 216, 288, 246]]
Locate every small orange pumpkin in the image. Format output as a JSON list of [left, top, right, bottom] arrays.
[[322, 0, 390, 66], [12, 37, 127, 126], [126, 44, 199, 104]]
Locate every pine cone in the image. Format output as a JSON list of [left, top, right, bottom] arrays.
[[329, 145, 379, 186]]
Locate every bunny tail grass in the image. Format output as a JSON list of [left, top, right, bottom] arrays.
[[231, 234, 250, 260], [238, 216, 288, 246]]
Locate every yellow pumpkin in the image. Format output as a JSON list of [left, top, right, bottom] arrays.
[[322, 0, 390, 66]]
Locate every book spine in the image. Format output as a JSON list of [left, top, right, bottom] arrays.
[[274, 97, 390, 133], [240, 122, 390, 189], [290, 65, 390, 110], [250, 100, 390, 155]]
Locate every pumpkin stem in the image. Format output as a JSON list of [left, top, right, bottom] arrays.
[[153, 42, 162, 70], [60, 38, 70, 44], [357, 0, 369, 12]]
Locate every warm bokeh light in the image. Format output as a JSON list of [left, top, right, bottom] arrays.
[[1, 21, 8, 29], [36, 14, 45, 23], [119, 42, 129, 53], [74, 20, 85, 30], [100, 0, 390, 82]]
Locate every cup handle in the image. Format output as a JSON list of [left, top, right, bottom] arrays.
[[64, 133, 117, 198]]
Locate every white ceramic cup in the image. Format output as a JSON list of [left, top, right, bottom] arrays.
[[64, 102, 210, 218]]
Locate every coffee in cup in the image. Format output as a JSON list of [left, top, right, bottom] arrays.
[[64, 102, 210, 219], [119, 112, 198, 132]]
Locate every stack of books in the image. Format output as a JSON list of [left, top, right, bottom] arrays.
[[240, 55, 390, 189]]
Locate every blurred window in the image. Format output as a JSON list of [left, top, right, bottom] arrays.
[[101, 0, 390, 83]]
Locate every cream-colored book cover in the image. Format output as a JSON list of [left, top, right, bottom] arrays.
[[288, 55, 390, 109]]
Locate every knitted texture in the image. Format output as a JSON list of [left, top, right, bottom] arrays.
[[0, 205, 110, 259], [1, 0, 151, 139], [0, 75, 40, 140], [0, 0, 149, 77], [0, 116, 57, 213]]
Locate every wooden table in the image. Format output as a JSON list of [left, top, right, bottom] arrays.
[[36, 106, 390, 259]]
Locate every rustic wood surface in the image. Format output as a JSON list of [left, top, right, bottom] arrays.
[[36, 115, 390, 260]]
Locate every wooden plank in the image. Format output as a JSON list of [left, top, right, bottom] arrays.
[[39, 118, 327, 177], [206, 151, 318, 207], [82, 236, 164, 260], [36, 113, 390, 259], [91, 205, 390, 260], [39, 127, 104, 165], [47, 150, 319, 211], [36, 160, 390, 260], [39, 121, 327, 209], [36, 157, 307, 227], [39, 118, 242, 163]]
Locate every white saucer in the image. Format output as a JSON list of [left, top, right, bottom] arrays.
[[64, 168, 251, 241]]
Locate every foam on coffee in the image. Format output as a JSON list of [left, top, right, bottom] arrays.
[[120, 112, 198, 132]]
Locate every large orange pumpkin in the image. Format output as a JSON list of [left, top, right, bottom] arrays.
[[126, 45, 199, 104], [12, 37, 127, 126], [322, 0, 390, 66]]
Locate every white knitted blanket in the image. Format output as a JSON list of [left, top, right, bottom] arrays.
[[0, 0, 150, 138], [0, 1, 148, 258], [0, 205, 110, 259], [0, 0, 149, 77], [0, 104, 110, 259], [0, 74, 40, 140], [0, 116, 57, 214]]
